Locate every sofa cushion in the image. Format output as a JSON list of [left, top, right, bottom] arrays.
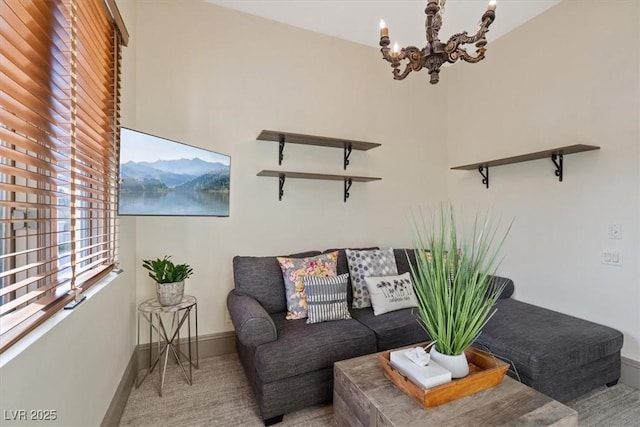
[[233, 251, 321, 314], [475, 299, 624, 379], [489, 275, 515, 299], [520, 352, 621, 403], [351, 307, 430, 351], [395, 249, 514, 300], [346, 248, 398, 309], [255, 312, 376, 383], [364, 272, 418, 315], [393, 249, 417, 275], [277, 251, 339, 320], [323, 247, 378, 306], [305, 273, 351, 324]]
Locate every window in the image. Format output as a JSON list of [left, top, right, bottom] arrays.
[[0, 0, 128, 353]]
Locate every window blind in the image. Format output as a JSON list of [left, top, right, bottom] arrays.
[[0, 0, 127, 353]]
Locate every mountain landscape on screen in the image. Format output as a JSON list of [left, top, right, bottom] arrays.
[[120, 158, 230, 193], [118, 127, 231, 216]]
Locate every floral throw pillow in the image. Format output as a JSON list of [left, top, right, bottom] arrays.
[[277, 251, 338, 320], [346, 248, 398, 309]]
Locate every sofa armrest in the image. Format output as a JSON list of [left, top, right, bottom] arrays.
[[227, 290, 277, 347], [488, 275, 515, 299]]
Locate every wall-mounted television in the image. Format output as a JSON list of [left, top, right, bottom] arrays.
[[118, 128, 230, 216]]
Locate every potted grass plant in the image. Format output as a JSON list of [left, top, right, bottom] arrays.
[[142, 255, 194, 306], [409, 204, 511, 378]]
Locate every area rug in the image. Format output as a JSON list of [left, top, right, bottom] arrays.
[[119, 353, 639, 426]]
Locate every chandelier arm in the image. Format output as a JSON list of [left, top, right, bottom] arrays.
[[393, 61, 415, 80], [445, 27, 488, 55], [381, 46, 411, 63], [392, 47, 421, 80], [380, 47, 394, 63], [404, 47, 425, 72], [444, 11, 494, 54], [454, 47, 486, 64], [380, 45, 414, 79], [447, 31, 481, 47]]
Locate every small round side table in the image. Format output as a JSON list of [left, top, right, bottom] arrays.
[[136, 295, 199, 396]]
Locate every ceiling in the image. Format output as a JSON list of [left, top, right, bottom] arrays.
[[205, 0, 561, 49]]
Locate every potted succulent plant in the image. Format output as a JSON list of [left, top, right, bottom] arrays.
[[409, 205, 511, 377], [142, 255, 194, 306]]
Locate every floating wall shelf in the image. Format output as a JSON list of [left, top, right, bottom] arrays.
[[451, 144, 600, 188], [257, 130, 381, 170], [257, 170, 381, 202]]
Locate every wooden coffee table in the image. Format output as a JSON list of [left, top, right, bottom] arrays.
[[334, 350, 578, 427]]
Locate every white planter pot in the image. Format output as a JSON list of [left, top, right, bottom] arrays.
[[430, 346, 469, 378], [156, 281, 185, 306]]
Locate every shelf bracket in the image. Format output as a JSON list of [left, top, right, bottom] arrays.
[[278, 135, 285, 165], [278, 175, 286, 201], [551, 154, 563, 182], [478, 165, 489, 189], [344, 178, 352, 202], [344, 144, 352, 170]]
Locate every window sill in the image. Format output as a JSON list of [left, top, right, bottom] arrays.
[[0, 270, 123, 368]]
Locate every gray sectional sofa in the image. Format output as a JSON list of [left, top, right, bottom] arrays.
[[227, 248, 623, 425]]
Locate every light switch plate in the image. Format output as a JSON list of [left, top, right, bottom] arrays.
[[608, 223, 621, 239], [602, 250, 623, 266]]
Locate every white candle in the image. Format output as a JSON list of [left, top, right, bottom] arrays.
[[392, 42, 400, 57], [488, 0, 496, 11], [379, 19, 388, 37]]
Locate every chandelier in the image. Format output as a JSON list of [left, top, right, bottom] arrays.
[[379, 0, 496, 84]]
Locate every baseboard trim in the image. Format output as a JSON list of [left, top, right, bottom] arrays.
[[198, 330, 237, 358], [621, 356, 640, 389], [136, 331, 236, 369], [104, 331, 235, 427], [101, 350, 137, 427]]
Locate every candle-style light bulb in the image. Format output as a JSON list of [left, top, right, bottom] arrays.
[[488, 0, 496, 11], [392, 42, 400, 57], [379, 19, 388, 38]]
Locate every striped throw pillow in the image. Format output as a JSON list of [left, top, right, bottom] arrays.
[[304, 273, 352, 324]]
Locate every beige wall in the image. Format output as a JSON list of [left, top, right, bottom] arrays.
[[131, 0, 448, 334], [637, 0, 640, 366], [446, 0, 640, 360], [0, 270, 136, 427]]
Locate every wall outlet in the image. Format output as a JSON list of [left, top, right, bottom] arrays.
[[608, 223, 622, 239], [602, 250, 623, 266]]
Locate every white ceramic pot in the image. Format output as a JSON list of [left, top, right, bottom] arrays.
[[430, 346, 469, 378], [156, 281, 185, 306]]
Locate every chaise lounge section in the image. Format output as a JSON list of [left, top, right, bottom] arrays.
[[227, 248, 623, 425], [477, 297, 623, 401]]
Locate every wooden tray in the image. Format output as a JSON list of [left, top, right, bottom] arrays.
[[379, 345, 509, 408]]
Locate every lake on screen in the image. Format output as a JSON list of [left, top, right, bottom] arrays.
[[118, 191, 229, 216]]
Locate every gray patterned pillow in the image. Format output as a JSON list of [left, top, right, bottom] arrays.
[[346, 248, 398, 308], [304, 273, 351, 324]]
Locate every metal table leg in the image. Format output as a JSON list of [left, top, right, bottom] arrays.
[[136, 296, 199, 396]]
